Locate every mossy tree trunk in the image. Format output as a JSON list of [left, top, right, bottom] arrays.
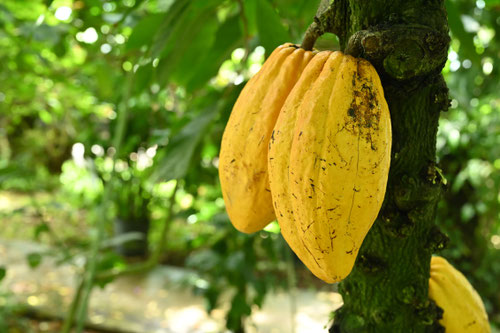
[[304, 1, 451, 332]]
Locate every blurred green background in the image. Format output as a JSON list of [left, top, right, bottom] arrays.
[[0, 0, 498, 332]]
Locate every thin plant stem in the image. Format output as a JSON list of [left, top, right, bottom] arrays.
[[149, 181, 178, 264], [72, 72, 135, 332], [301, 0, 338, 50], [285, 244, 297, 333], [61, 273, 85, 333]]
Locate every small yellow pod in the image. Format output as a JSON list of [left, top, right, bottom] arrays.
[[219, 44, 316, 233], [429, 256, 490, 333]]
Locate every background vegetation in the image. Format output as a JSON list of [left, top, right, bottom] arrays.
[[0, 0, 498, 331]]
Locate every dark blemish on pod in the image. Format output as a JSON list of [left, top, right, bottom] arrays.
[[230, 159, 236, 163]]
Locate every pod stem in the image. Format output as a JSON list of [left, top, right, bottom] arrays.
[[301, 20, 323, 51], [301, 0, 342, 51]]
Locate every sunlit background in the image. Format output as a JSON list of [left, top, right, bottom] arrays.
[[0, 0, 499, 332]]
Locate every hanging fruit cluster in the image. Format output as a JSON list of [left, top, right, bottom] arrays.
[[219, 39, 490, 329], [429, 256, 490, 333], [219, 43, 391, 283]]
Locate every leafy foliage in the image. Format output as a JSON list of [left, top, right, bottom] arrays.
[[0, 0, 498, 330], [437, 0, 500, 324]]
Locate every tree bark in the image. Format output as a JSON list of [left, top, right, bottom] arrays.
[[303, 1, 451, 332]]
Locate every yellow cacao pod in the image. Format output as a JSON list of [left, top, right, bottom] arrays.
[[429, 256, 490, 333], [219, 44, 316, 233], [269, 51, 391, 283]]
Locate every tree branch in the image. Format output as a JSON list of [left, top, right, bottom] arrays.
[[344, 25, 450, 81]]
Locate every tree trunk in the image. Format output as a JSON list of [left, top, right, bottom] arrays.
[[308, 1, 451, 332]]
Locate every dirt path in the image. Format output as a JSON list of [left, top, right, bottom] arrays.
[[0, 239, 342, 333]]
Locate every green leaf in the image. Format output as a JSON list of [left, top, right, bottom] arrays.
[[484, 0, 500, 6], [150, 0, 205, 58], [34, 222, 50, 240], [156, 1, 220, 86], [185, 14, 243, 92], [27, 252, 42, 268], [53, 37, 68, 57], [226, 293, 252, 331], [255, 0, 289, 54], [170, 14, 219, 87], [204, 287, 220, 312], [95, 251, 126, 288], [263, 221, 280, 234], [94, 61, 117, 100], [231, 293, 251, 316], [252, 279, 267, 308], [0, 164, 24, 182], [126, 14, 165, 51], [0, 267, 6, 283], [149, 0, 190, 57], [244, 0, 258, 36], [152, 107, 218, 182], [445, 0, 479, 64], [133, 64, 153, 94]]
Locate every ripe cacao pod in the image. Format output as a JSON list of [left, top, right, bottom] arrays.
[[269, 51, 391, 283], [429, 256, 490, 333], [219, 44, 316, 233]]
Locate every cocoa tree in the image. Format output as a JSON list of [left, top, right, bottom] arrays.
[[302, 1, 451, 331]]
